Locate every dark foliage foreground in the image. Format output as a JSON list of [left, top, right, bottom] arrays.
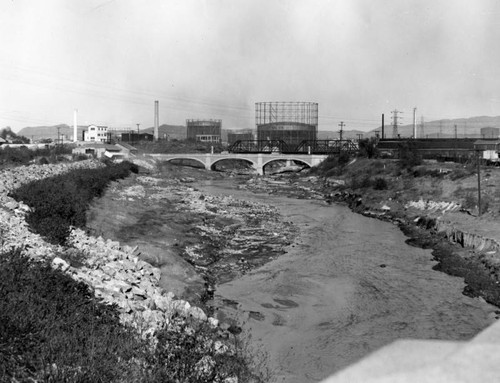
[[0, 250, 261, 383], [9, 161, 139, 245], [0, 250, 147, 382]]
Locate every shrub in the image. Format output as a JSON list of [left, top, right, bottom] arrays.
[[146, 316, 262, 383], [398, 141, 422, 170], [358, 138, 379, 158], [350, 174, 372, 189], [0, 250, 148, 382], [9, 162, 138, 245], [373, 177, 388, 190]]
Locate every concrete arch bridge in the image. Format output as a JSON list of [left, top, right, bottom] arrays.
[[147, 153, 329, 175]]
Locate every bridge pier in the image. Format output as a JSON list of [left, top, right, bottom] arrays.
[[255, 154, 264, 175], [204, 154, 212, 171]]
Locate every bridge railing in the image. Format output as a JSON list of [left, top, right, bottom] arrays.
[[228, 140, 359, 154], [228, 140, 291, 153]]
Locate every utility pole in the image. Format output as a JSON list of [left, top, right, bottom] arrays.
[[439, 121, 443, 138], [381, 113, 385, 139], [338, 121, 345, 142], [57, 126, 61, 145], [391, 110, 402, 138], [477, 149, 482, 216], [136, 124, 140, 134], [454, 124, 458, 161]]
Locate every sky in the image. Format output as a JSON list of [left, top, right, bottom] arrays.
[[1, 0, 500, 133]]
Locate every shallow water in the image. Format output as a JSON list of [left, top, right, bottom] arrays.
[[198, 180, 498, 383]]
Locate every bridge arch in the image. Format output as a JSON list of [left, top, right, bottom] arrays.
[[262, 157, 313, 169], [161, 157, 206, 169], [210, 157, 257, 171]]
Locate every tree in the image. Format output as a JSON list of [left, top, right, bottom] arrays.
[[358, 138, 379, 158]]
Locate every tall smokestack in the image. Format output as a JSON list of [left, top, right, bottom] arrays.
[[413, 107, 417, 139], [73, 109, 78, 142], [381, 113, 384, 139], [154, 100, 159, 141]]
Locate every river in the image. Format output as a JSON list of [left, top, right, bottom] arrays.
[[197, 179, 498, 383]]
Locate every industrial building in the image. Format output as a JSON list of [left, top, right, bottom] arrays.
[[186, 119, 222, 142], [83, 125, 109, 143], [255, 102, 318, 147], [480, 127, 500, 139], [227, 129, 254, 145]]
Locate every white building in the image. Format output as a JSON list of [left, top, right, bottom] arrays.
[[83, 125, 109, 142]]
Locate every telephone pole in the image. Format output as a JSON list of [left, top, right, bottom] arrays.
[[338, 121, 345, 142], [136, 123, 140, 134], [391, 110, 402, 138]]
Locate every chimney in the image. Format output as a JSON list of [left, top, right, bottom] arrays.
[[154, 100, 159, 141]]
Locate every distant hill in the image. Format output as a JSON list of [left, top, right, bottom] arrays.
[[18, 124, 188, 142], [18, 124, 83, 142], [370, 115, 500, 139]]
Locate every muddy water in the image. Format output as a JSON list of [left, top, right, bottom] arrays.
[[198, 180, 498, 383]]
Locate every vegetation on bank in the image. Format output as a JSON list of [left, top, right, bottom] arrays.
[[0, 144, 75, 167], [309, 141, 489, 213], [9, 161, 139, 245], [2, 160, 263, 382], [0, 250, 261, 382]]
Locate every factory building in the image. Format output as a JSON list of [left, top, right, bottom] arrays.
[[227, 129, 255, 145], [186, 119, 222, 142], [83, 125, 109, 143], [255, 102, 318, 147], [480, 127, 500, 139]]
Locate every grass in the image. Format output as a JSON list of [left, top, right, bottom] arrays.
[[0, 249, 148, 382]]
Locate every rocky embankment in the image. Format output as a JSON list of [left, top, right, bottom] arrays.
[[0, 160, 219, 339]]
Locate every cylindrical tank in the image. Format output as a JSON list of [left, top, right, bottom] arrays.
[[255, 102, 318, 147], [227, 129, 255, 145], [480, 127, 500, 139], [186, 119, 222, 142]]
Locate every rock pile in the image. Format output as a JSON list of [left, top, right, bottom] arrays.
[[65, 228, 213, 338], [405, 199, 461, 213]]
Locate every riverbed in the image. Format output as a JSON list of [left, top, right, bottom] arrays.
[[198, 179, 498, 383]]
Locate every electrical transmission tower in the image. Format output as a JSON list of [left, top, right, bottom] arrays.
[[419, 116, 425, 138], [338, 121, 345, 141], [391, 110, 402, 138]]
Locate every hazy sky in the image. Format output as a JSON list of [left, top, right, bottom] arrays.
[[1, 0, 500, 133]]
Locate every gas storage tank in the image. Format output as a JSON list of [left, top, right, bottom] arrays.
[[255, 102, 318, 147]]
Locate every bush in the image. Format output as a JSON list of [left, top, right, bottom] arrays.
[[373, 177, 388, 190], [310, 153, 351, 177], [146, 316, 261, 383], [358, 138, 379, 158], [398, 141, 422, 170], [0, 250, 148, 382], [9, 162, 138, 245]]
